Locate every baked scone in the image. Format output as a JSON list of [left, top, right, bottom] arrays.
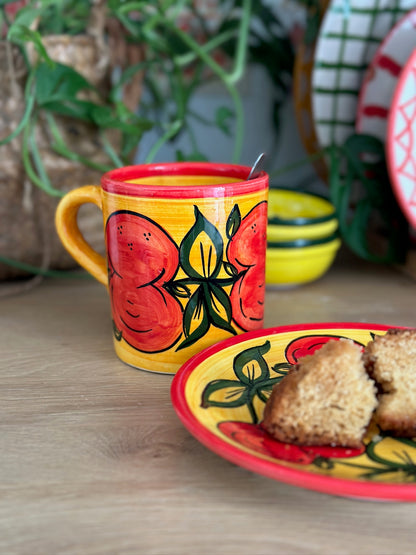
[[262, 338, 378, 447], [363, 328, 416, 437]]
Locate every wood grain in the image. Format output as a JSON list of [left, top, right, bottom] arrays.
[[1, 249, 416, 554]]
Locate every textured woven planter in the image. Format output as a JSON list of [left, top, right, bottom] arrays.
[[0, 10, 143, 281], [0, 33, 112, 280]]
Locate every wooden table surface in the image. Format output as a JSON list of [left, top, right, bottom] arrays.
[[2, 248, 416, 555]]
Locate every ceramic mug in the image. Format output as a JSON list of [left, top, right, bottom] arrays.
[[55, 162, 268, 374]]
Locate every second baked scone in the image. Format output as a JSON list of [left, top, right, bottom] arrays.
[[262, 338, 378, 447], [363, 328, 416, 437]]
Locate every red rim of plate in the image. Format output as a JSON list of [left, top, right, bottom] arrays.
[[101, 162, 268, 198], [386, 49, 416, 228], [171, 321, 416, 502]]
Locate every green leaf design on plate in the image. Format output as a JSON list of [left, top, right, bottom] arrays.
[[233, 340, 272, 384], [201, 379, 248, 409], [339, 434, 416, 481], [201, 339, 284, 423]]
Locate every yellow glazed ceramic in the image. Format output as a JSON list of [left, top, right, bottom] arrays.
[[267, 219, 338, 242], [266, 235, 341, 287], [55, 163, 269, 374], [267, 189, 337, 241], [171, 323, 416, 501], [268, 188, 336, 223]]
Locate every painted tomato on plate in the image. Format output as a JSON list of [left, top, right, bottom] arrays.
[[218, 421, 365, 465], [284, 335, 365, 365]]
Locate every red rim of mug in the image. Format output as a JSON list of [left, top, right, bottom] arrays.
[[101, 162, 268, 198]]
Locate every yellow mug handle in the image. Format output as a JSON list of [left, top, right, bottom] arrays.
[[55, 185, 108, 286]]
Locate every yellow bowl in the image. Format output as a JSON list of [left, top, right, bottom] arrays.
[[267, 218, 338, 241], [266, 236, 341, 287], [268, 188, 336, 223], [268, 189, 337, 241]]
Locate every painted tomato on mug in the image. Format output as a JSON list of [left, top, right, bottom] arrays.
[[106, 210, 179, 287], [227, 202, 267, 331], [106, 211, 183, 353], [110, 279, 183, 353]]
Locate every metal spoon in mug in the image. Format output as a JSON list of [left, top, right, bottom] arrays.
[[247, 152, 266, 180]]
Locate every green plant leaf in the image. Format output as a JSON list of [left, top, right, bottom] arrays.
[[8, 23, 54, 66], [215, 106, 233, 136], [92, 104, 152, 135], [0, 70, 36, 145], [34, 62, 94, 106], [175, 149, 209, 162], [329, 134, 409, 264], [7, 6, 43, 28]]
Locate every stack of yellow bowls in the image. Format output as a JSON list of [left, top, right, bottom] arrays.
[[266, 189, 341, 287]]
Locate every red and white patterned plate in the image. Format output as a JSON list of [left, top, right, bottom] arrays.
[[356, 9, 416, 143], [312, 0, 413, 149], [386, 48, 416, 228]]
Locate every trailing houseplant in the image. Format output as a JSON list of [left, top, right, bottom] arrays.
[[0, 0, 297, 281]]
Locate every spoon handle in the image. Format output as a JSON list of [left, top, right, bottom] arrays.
[[248, 153, 266, 180]]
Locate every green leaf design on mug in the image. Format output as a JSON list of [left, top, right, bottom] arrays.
[[204, 282, 235, 334], [165, 282, 191, 299], [175, 205, 239, 351], [226, 204, 241, 240], [179, 206, 223, 279], [112, 320, 122, 342], [223, 260, 238, 277], [183, 288, 203, 334], [179, 287, 210, 351]]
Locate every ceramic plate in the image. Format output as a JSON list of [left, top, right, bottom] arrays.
[[312, 0, 413, 149], [386, 48, 416, 228], [356, 9, 416, 142], [171, 322, 416, 502]]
